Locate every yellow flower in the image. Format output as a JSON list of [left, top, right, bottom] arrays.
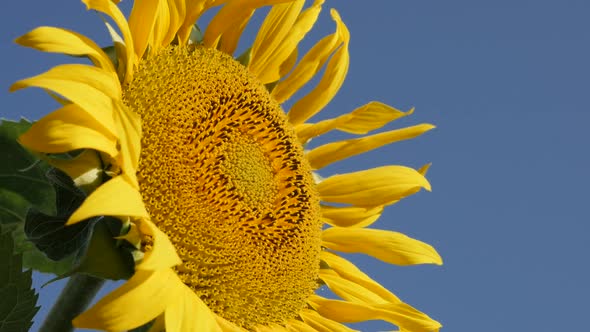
[[12, 0, 442, 331]]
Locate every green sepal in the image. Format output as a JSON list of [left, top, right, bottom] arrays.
[[265, 80, 279, 93], [70, 217, 134, 281], [101, 45, 118, 69], [0, 227, 39, 332], [129, 320, 155, 332], [236, 47, 252, 67], [189, 24, 204, 45], [69, 45, 119, 70]]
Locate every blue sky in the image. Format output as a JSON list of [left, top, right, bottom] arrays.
[[2, 1, 589, 331]]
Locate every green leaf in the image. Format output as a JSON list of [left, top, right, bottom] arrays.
[[10, 223, 75, 276], [0, 227, 39, 332], [0, 119, 54, 216], [25, 168, 96, 261], [0, 119, 75, 275], [24, 167, 133, 281]]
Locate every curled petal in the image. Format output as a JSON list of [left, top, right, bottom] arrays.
[[309, 296, 442, 332], [307, 124, 435, 170], [336, 103, 414, 135], [322, 227, 442, 266], [285, 319, 317, 332], [287, 9, 349, 125], [165, 282, 222, 332], [46, 149, 105, 192], [299, 309, 358, 332], [321, 251, 400, 303], [82, 0, 136, 81], [10, 64, 120, 138], [128, 0, 160, 57], [73, 269, 178, 331], [319, 269, 389, 304], [320, 205, 383, 228], [177, 0, 226, 43], [216, 315, 245, 332], [112, 103, 142, 185], [135, 218, 182, 270], [249, 0, 305, 83], [19, 103, 117, 157], [67, 175, 148, 225], [203, 0, 293, 51], [317, 166, 431, 207], [15, 26, 114, 71], [272, 9, 346, 104]]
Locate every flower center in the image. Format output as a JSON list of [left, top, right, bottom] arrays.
[[123, 46, 322, 329]]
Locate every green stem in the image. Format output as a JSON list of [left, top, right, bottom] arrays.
[[38, 274, 105, 332]]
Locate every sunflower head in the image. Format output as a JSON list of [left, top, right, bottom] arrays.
[[127, 45, 322, 327], [11, 0, 442, 331]]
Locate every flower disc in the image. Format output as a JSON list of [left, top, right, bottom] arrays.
[[123, 46, 322, 328]]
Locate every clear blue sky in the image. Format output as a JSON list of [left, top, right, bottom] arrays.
[[2, 1, 589, 331]]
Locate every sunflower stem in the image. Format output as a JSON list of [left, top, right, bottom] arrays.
[[39, 274, 105, 332]]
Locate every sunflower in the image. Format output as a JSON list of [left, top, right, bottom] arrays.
[[11, 0, 442, 331]]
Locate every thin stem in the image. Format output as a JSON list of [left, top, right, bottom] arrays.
[[38, 274, 105, 332]]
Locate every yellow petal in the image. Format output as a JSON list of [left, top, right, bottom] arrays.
[[128, 0, 159, 58], [285, 319, 316, 332], [82, 0, 136, 81], [112, 103, 142, 184], [272, 10, 344, 104], [254, 323, 289, 332], [418, 163, 432, 176], [309, 296, 442, 332], [45, 149, 105, 193], [215, 316, 245, 332], [15, 26, 114, 71], [338, 103, 414, 135], [321, 205, 383, 228], [162, 0, 187, 46], [165, 283, 222, 332], [10, 64, 119, 138], [321, 251, 400, 303], [299, 309, 358, 332], [287, 9, 349, 125], [104, 21, 129, 80], [296, 103, 413, 143], [217, 10, 255, 55], [67, 174, 148, 225], [177, 0, 226, 44], [249, 0, 305, 83], [265, 0, 323, 81], [148, 315, 166, 332], [316, 166, 431, 207], [308, 124, 435, 170], [279, 46, 298, 78], [151, 0, 172, 48], [19, 103, 117, 157], [135, 218, 182, 270], [322, 228, 442, 266], [73, 269, 179, 331], [319, 269, 390, 304], [203, 0, 293, 51]]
